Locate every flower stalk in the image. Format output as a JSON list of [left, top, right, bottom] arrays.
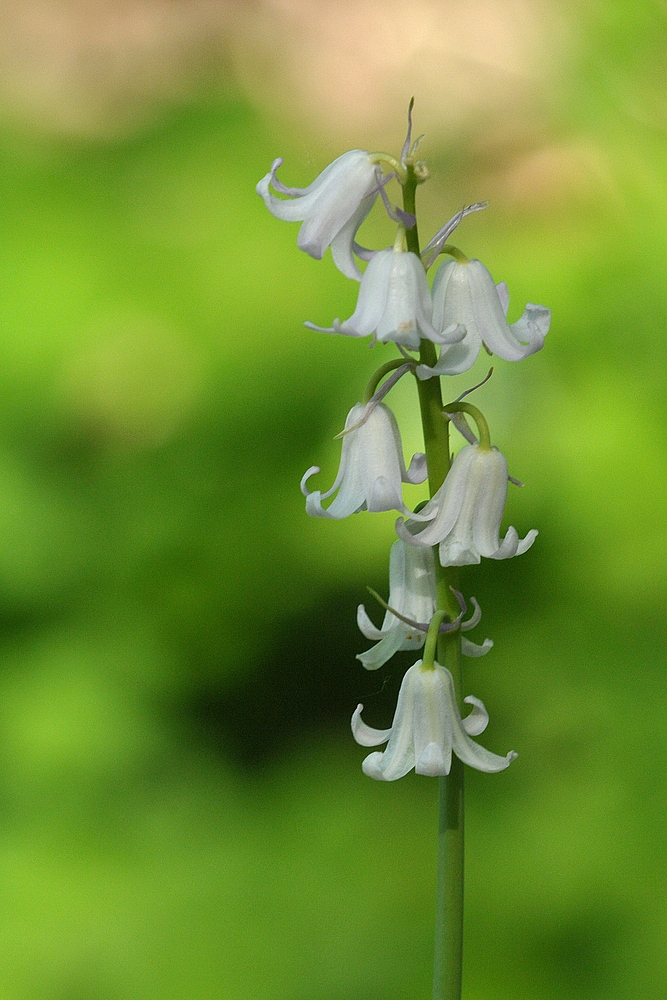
[[403, 167, 465, 1000]]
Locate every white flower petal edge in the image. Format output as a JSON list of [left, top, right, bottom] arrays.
[[301, 403, 430, 519], [461, 637, 494, 657], [352, 660, 517, 780], [306, 250, 464, 348], [356, 541, 437, 670], [416, 258, 550, 377], [256, 150, 379, 280], [396, 443, 538, 566]]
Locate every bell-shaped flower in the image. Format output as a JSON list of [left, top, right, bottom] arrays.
[[352, 659, 517, 780], [357, 540, 493, 669], [301, 403, 429, 519], [306, 248, 463, 349], [256, 150, 380, 280], [396, 443, 538, 566], [417, 258, 550, 377]]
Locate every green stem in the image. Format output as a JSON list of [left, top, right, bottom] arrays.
[[422, 610, 447, 669], [402, 166, 421, 258], [363, 358, 412, 404], [443, 401, 492, 450], [439, 244, 469, 263], [403, 166, 464, 1000], [432, 630, 464, 1000]]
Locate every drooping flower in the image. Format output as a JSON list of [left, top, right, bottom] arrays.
[[256, 150, 380, 280], [396, 443, 537, 565], [306, 248, 463, 349], [301, 403, 429, 519], [417, 258, 550, 377], [352, 659, 517, 780], [356, 540, 493, 669]]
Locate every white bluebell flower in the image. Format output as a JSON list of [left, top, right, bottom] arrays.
[[396, 443, 537, 566], [417, 258, 550, 377], [356, 540, 493, 669], [256, 150, 380, 280], [301, 403, 428, 519], [307, 248, 463, 349], [352, 659, 517, 780]]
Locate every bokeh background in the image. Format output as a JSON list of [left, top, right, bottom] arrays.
[[0, 1, 664, 997]]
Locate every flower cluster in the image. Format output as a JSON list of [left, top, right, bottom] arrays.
[[258, 114, 546, 781]]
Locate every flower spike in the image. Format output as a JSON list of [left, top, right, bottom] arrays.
[[401, 97, 415, 165]]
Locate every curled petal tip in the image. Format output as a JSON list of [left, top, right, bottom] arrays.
[[300, 466, 320, 496]]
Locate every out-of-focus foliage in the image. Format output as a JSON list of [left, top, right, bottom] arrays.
[[0, 1, 664, 998]]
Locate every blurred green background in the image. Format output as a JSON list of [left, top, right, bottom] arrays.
[[0, 1, 664, 997]]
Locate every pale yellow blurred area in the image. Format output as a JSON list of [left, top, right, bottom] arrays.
[[233, 0, 568, 141], [0, 0, 609, 214], [0, 0, 565, 139]]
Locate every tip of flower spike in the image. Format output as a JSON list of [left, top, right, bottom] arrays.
[[400, 97, 415, 165]]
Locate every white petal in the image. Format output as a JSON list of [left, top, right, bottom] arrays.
[[404, 452, 428, 484], [397, 446, 477, 550], [304, 318, 366, 338], [432, 258, 548, 366], [363, 661, 420, 780], [258, 151, 380, 265], [356, 604, 385, 642], [358, 405, 420, 514], [351, 704, 392, 746], [357, 542, 435, 670], [303, 403, 419, 519], [461, 637, 494, 657], [515, 528, 539, 555], [470, 448, 508, 557], [338, 252, 394, 337], [296, 152, 378, 259], [416, 334, 480, 378], [377, 252, 440, 346], [496, 281, 510, 316], [362, 751, 394, 779], [411, 666, 453, 775], [460, 596, 482, 632], [434, 322, 467, 346], [356, 626, 410, 671], [453, 737, 517, 773], [375, 253, 421, 347], [416, 741, 450, 776], [488, 526, 538, 560], [300, 465, 320, 498], [303, 414, 365, 516], [440, 668, 517, 773], [461, 695, 489, 735], [330, 195, 377, 281], [510, 304, 550, 356], [367, 475, 405, 513], [394, 541, 438, 625], [256, 169, 312, 222], [489, 525, 520, 559]]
